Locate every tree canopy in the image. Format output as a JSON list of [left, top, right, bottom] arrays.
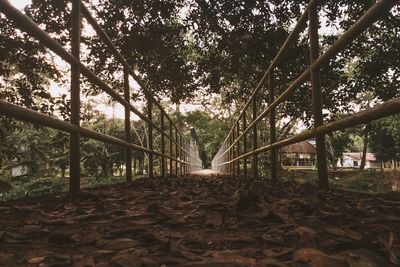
[[1, 0, 398, 120]]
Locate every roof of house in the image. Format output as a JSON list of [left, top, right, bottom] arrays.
[[280, 140, 316, 154], [343, 152, 377, 161]]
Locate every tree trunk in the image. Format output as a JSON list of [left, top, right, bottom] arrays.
[[100, 162, 109, 178], [138, 157, 144, 175], [133, 157, 137, 175], [109, 164, 114, 177], [332, 157, 338, 171], [360, 130, 369, 170]]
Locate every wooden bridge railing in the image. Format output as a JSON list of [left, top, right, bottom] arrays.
[[0, 0, 202, 192], [211, 0, 399, 190]]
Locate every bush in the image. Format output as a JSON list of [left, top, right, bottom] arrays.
[[337, 171, 394, 192], [0, 176, 68, 201]]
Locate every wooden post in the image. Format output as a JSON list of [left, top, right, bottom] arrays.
[[227, 140, 229, 173], [269, 71, 277, 184], [236, 121, 240, 175], [187, 142, 190, 173], [133, 157, 137, 175], [169, 121, 173, 176], [222, 142, 226, 173], [69, 0, 81, 193], [147, 96, 154, 179], [183, 138, 186, 174], [124, 68, 132, 182], [185, 142, 188, 174], [243, 114, 247, 178], [226, 141, 229, 174], [182, 143, 187, 174], [225, 141, 228, 173], [231, 129, 236, 175], [161, 112, 165, 179], [175, 128, 178, 176], [180, 135, 183, 176], [252, 98, 258, 179], [309, 6, 329, 190], [229, 134, 233, 174]]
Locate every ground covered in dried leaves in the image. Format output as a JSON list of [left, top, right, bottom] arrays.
[[0, 174, 399, 266]]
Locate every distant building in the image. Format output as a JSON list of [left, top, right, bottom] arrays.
[[337, 152, 380, 169], [11, 164, 30, 177], [279, 140, 316, 169]]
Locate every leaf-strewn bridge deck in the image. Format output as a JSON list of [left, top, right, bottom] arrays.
[[1, 0, 400, 266], [0, 174, 399, 266]]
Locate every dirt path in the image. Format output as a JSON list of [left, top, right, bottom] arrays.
[[0, 174, 399, 266]]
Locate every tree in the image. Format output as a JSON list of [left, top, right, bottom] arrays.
[[81, 115, 126, 178], [0, 9, 66, 116], [369, 115, 400, 170], [0, 120, 71, 179], [182, 110, 229, 168], [3, 0, 399, 121], [326, 130, 353, 169]]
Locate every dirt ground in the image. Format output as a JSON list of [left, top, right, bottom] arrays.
[[0, 174, 399, 266]]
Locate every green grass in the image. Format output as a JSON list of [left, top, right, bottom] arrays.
[[85, 175, 126, 188], [0, 176, 68, 201], [335, 171, 395, 192], [280, 169, 399, 193]]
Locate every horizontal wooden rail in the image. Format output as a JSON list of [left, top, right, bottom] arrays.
[[0, 100, 200, 166], [215, 98, 400, 165], [80, 2, 192, 148]]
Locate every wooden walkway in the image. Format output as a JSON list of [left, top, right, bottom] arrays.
[[190, 169, 223, 176], [0, 175, 399, 266]]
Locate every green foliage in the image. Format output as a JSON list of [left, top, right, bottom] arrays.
[[0, 120, 69, 178], [0, 10, 67, 117], [280, 170, 397, 193], [336, 171, 395, 193], [182, 110, 229, 167], [2, 0, 398, 119], [86, 176, 125, 188], [78, 0, 197, 103], [326, 129, 354, 167], [370, 115, 400, 163], [0, 117, 150, 199], [280, 171, 319, 187], [23, 176, 67, 195], [0, 176, 68, 201], [81, 115, 126, 178]]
